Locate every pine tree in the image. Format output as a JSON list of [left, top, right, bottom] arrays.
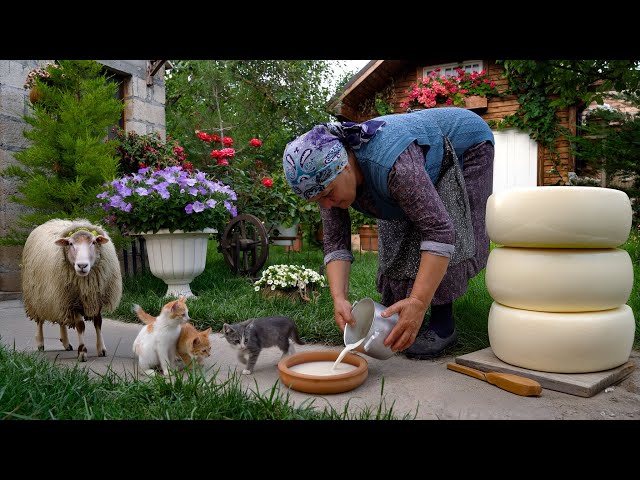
[[2, 60, 123, 236]]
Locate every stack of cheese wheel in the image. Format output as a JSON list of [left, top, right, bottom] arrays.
[[484, 186, 635, 373]]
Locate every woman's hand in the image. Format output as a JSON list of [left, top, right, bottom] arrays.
[[381, 296, 428, 352], [333, 297, 356, 331]]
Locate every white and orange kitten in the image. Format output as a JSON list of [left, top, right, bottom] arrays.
[[132, 295, 190, 376], [176, 322, 212, 370]]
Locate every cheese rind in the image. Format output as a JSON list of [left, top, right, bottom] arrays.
[[485, 247, 633, 312], [486, 186, 632, 247], [488, 302, 635, 373]]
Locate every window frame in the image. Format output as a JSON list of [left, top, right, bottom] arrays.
[[420, 60, 484, 80]]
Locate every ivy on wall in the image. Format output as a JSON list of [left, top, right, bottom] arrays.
[[494, 61, 570, 184], [495, 60, 640, 185]]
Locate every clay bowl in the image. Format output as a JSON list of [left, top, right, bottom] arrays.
[[277, 350, 368, 395]]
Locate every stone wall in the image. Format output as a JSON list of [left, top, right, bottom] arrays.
[[0, 60, 166, 295]]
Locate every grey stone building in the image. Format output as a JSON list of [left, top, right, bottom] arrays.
[[0, 60, 169, 298]]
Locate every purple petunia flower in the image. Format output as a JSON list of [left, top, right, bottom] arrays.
[[185, 204, 194, 214], [116, 185, 132, 197], [192, 201, 205, 213]]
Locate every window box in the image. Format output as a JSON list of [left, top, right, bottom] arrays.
[[464, 95, 488, 110]]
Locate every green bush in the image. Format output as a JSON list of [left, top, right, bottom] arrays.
[[1, 60, 123, 239]]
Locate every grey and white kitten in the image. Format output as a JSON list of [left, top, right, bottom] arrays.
[[222, 316, 304, 375]]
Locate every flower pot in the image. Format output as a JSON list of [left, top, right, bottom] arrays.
[[140, 228, 216, 298], [260, 286, 319, 302], [271, 224, 298, 246], [463, 95, 488, 110], [358, 225, 378, 252], [284, 233, 303, 252], [29, 86, 43, 104]]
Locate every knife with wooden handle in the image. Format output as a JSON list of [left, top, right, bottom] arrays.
[[447, 363, 542, 397]]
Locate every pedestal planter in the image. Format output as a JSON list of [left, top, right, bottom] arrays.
[[140, 228, 216, 298]]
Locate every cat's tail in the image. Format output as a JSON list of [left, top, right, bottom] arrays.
[[132, 304, 156, 325]]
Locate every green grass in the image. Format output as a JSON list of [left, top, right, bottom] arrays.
[[5, 235, 639, 420], [0, 342, 413, 420], [111, 241, 383, 347], [110, 237, 640, 354]]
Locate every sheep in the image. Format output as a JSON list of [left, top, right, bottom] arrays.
[[21, 218, 123, 361]]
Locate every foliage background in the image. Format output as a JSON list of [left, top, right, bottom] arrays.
[[164, 60, 355, 232], [1, 60, 123, 240]]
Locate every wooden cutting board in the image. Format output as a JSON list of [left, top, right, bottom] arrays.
[[454, 347, 635, 398]]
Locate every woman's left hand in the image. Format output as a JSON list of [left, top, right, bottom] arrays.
[[381, 296, 428, 352]]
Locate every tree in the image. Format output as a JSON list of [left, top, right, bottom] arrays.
[[570, 93, 640, 219], [165, 60, 337, 175], [2, 60, 123, 239], [496, 60, 640, 185], [165, 60, 338, 232]]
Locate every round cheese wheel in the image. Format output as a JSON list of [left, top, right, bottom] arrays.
[[486, 186, 632, 248], [488, 302, 635, 373], [485, 247, 633, 312]]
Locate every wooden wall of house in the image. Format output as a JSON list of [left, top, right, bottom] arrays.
[[362, 60, 576, 186]]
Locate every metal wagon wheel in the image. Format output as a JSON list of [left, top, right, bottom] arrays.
[[220, 213, 269, 277]]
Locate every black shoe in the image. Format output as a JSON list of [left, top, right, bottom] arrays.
[[404, 329, 458, 359]]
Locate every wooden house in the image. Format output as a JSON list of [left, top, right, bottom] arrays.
[[327, 59, 579, 195]]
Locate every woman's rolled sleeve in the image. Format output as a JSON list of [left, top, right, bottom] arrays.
[[320, 205, 355, 265]]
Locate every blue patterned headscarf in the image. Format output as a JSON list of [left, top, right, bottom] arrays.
[[282, 119, 385, 200]]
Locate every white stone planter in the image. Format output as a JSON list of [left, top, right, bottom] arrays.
[[140, 228, 216, 298], [271, 224, 299, 246]]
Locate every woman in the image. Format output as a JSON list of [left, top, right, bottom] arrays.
[[282, 107, 494, 359]]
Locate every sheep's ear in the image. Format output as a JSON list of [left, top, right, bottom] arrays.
[[95, 235, 110, 245], [54, 238, 70, 246]]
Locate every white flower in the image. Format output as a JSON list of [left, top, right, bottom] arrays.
[[253, 264, 326, 291]]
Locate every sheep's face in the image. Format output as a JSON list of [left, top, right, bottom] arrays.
[[55, 231, 110, 277]]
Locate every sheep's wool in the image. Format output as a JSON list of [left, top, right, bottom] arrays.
[[22, 219, 122, 327]]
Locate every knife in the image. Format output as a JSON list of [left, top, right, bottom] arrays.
[[447, 362, 542, 397]]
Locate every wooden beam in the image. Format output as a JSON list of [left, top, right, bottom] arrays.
[[146, 60, 166, 86]]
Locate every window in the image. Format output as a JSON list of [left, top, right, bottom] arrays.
[[103, 69, 127, 141], [422, 60, 484, 79]]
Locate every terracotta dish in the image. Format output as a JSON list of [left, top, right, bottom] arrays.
[[277, 350, 368, 394]]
